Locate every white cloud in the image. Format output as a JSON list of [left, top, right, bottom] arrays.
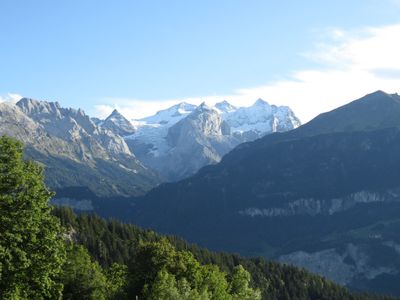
[[93, 24, 400, 123], [0, 93, 23, 103]]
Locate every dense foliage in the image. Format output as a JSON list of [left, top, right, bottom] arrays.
[[0, 136, 65, 299]]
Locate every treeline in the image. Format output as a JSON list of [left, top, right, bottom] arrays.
[[53, 206, 396, 300]]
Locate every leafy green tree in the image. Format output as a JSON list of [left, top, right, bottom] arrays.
[[147, 269, 181, 300], [61, 244, 108, 300], [230, 265, 261, 300], [0, 136, 65, 299], [198, 264, 231, 300], [147, 269, 208, 300], [128, 238, 176, 296], [128, 239, 261, 300], [105, 263, 128, 299]]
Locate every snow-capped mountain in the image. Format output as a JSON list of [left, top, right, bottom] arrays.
[[126, 102, 197, 158], [223, 99, 301, 140], [104, 99, 300, 181], [214, 100, 237, 113]]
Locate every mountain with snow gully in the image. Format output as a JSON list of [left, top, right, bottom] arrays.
[[102, 99, 300, 181]]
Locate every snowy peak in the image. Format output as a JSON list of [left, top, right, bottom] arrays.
[[253, 98, 270, 107], [214, 100, 237, 113], [158, 101, 197, 116], [123, 98, 300, 181], [107, 109, 124, 119], [191, 102, 214, 114], [138, 102, 197, 126], [222, 99, 300, 135], [173, 102, 198, 116]]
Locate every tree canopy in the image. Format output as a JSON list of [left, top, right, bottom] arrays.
[[0, 136, 65, 299]]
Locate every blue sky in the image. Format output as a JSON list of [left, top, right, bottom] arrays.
[[1, 0, 400, 121]]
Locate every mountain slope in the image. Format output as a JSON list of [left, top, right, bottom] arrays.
[[120, 91, 400, 295], [0, 98, 160, 196], [298, 90, 400, 135], [110, 99, 300, 181]]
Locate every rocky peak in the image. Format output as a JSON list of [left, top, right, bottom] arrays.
[[17, 98, 62, 118], [167, 102, 227, 148], [0, 97, 160, 196], [190, 102, 214, 114], [253, 98, 270, 107], [108, 109, 123, 118], [102, 109, 136, 136], [17, 98, 101, 138], [214, 100, 237, 113]]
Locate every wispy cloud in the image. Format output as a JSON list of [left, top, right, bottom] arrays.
[[0, 93, 23, 103], [93, 24, 400, 122]]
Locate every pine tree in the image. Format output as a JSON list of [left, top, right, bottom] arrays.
[[0, 136, 65, 299]]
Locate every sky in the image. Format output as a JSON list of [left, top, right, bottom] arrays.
[[1, 0, 400, 122]]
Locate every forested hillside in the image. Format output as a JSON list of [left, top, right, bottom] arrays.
[[0, 135, 396, 299], [53, 206, 396, 300]]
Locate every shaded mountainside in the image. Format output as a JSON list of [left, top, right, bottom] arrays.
[[53, 207, 395, 300], [109, 91, 400, 295], [0, 98, 160, 196]]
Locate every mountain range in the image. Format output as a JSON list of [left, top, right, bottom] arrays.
[[0, 96, 299, 196], [0, 98, 160, 196], [3, 91, 400, 295], [101, 99, 300, 181], [107, 90, 400, 295]]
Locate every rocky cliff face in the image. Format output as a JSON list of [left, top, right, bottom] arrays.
[[239, 190, 390, 217], [159, 104, 238, 180], [0, 98, 160, 196], [278, 243, 398, 287], [16, 98, 132, 159]]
